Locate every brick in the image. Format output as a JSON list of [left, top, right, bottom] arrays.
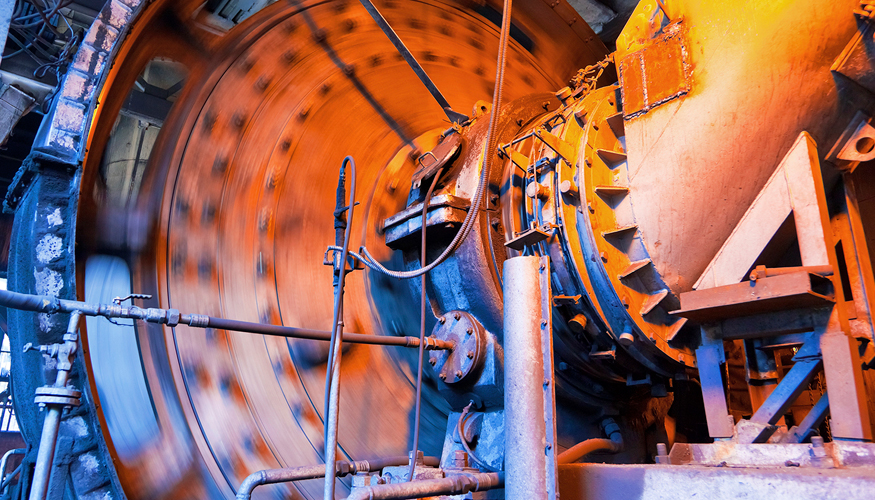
[[53, 99, 87, 134], [72, 44, 106, 74], [83, 20, 118, 53], [60, 71, 96, 103], [105, 0, 134, 31]]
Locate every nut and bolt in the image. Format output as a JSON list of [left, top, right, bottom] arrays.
[[429, 357, 437, 366], [454, 312, 461, 321], [466, 327, 473, 335], [439, 373, 447, 380], [455, 370, 463, 380], [467, 351, 474, 359], [439, 316, 446, 324]]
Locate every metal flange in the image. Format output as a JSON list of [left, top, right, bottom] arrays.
[[428, 311, 485, 384], [34, 386, 81, 407]]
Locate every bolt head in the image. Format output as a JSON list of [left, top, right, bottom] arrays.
[[439, 316, 446, 324], [541, 319, 548, 328], [454, 312, 461, 321], [455, 370, 463, 380], [429, 357, 437, 366], [467, 351, 474, 359], [618, 332, 635, 346], [439, 373, 447, 380], [465, 327, 473, 335]]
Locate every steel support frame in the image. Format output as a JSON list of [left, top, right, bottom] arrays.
[[689, 132, 872, 443]]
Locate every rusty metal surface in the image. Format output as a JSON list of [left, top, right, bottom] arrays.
[[621, 0, 869, 295], [675, 272, 835, 323], [618, 20, 690, 118]]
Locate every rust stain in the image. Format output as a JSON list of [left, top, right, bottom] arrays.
[[619, 20, 691, 119]]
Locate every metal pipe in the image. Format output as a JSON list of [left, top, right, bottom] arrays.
[[237, 456, 439, 500], [0, 289, 452, 350], [503, 256, 549, 500], [0, 448, 24, 492], [324, 156, 357, 500], [0, 464, 22, 492], [557, 418, 623, 464], [29, 311, 80, 500], [346, 472, 503, 500], [0, 448, 24, 483]]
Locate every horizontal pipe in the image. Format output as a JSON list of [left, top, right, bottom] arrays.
[[556, 439, 618, 464], [236, 456, 440, 500], [202, 316, 452, 350], [346, 472, 503, 500], [0, 289, 452, 350]]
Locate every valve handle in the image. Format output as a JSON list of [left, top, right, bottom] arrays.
[[112, 293, 153, 305]]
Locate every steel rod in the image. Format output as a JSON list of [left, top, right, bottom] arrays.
[[0, 289, 453, 350], [357, 0, 467, 124]]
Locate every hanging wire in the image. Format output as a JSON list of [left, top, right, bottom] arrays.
[[341, 0, 516, 281], [406, 163, 446, 481]]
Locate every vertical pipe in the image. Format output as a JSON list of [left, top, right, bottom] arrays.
[[28, 409, 62, 500], [29, 311, 81, 500], [503, 256, 548, 500]]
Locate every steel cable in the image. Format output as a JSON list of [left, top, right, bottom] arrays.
[[353, 0, 515, 280], [406, 165, 446, 481], [323, 156, 357, 500]]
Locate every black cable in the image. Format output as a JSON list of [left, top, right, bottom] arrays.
[[406, 164, 446, 481], [355, 0, 515, 280], [323, 156, 357, 476], [458, 401, 500, 472]]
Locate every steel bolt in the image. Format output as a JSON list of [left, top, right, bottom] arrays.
[[466, 327, 473, 335], [541, 320, 548, 328], [429, 357, 437, 366], [559, 180, 578, 197], [439, 316, 446, 324], [454, 312, 461, 321], [467, 351, 474, 359], [455, 370, 463, 380], [439, 373, 447, 380]]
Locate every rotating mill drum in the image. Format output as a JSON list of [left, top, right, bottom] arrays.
[[6, 0, 874, 499], [8, 1, 612, 498]]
